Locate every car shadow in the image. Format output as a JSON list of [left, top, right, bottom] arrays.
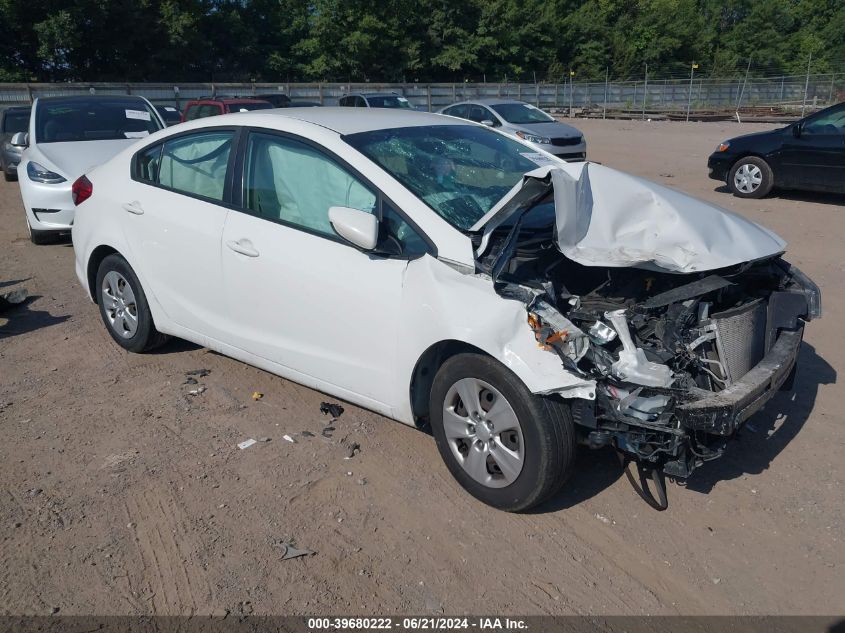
[[776, 190, 845, 206], [147, 337, 202, 355], [683, 341, 834, 494], [0, 278, 30, 290], [0, 295, 69, 339], [527, 446, 623, 513], [712, 184, 845, 206]]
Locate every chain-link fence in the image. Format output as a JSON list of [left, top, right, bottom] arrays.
[[1, 72, 841, 118]]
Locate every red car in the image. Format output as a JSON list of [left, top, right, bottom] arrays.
[[181, 98, 272, 122]]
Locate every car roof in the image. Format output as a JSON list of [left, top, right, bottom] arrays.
[[35, 95, 149, 103], [345, 92, 401, 98], [186, 97, 269, 104], [448, 98, 531, 107], [182, 107, 465, 135]]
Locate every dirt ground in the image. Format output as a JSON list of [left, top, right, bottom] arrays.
[[0, 118, 842, 617]]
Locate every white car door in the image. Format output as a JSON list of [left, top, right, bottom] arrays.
[[221, 130, 432, 408], [121, 129, 235, 340]]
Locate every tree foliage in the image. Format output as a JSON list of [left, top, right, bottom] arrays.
[[0, 0, 841, 82]]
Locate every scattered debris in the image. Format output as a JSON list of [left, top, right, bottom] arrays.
[[187, 386, 207, 396], [28, 488, 43, 498], [321, 426, 335, 439], [320, 402, 344, 418], [282, 434, 296, 443], [275, 541, 314, 560], [301, 431, 315, 438], [257, 437, 271, 443], [184, 376, 198, 385], [659, 173, 675, 178], [251, 391, 264, 401], [238, 439, 257, 450], [595, 513, 611, 525], [185, 368, 211, 377], [343, 441, 361, 459], [0, 288, 27, 312], [357, 478, 367, 486]]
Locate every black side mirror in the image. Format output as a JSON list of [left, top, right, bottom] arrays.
[[792, 123, 802, 138]]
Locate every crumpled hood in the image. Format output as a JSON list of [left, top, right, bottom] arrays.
[[35, 139, 138, 180], [476, 163, 786, 274]]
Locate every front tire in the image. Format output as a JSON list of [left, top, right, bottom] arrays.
[[429, 353, 575, 511], [728, 156, 773, 198], [95, 254, 168, 353]]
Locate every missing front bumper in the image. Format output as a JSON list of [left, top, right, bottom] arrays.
[[676, 327, 803, 436]]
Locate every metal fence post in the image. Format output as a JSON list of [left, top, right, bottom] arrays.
[[603, 67, 608, 119], [801, 53, 812, 117], [829, 73, 836, 104], [427, 85, 432, 112], [318, 82, 323, 105], [641, 63, 648, 120], [686, 63, 696, 122]]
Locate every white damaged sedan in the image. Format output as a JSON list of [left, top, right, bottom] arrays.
[[71, 109, 820, 511]]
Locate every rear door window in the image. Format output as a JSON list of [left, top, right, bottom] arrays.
[[156, 131, 234, 201]]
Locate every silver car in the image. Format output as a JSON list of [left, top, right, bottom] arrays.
[[339, 93, 416, 109], [440, 99, 585, 161], [1, 106, 31, 181]]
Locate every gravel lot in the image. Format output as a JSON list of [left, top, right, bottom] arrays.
[[0, 118, 842, 616]]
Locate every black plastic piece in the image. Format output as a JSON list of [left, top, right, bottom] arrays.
[[618, 453, 669, 511]]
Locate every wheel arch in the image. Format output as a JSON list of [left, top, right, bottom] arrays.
[[86, 245, 120, 304], [408, 339, 492, 429]]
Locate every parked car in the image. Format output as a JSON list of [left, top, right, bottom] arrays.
[[181, 98, 272, 122], [289, 100, 322, 107], [17, 95, 164, 244], [255, 93, 292, 108], [339, 93, 414, 109], [708, 101, 845, 198], [155, 105, 183, 126], [71, 108, 819, 512], [440, 99, 586, 161], [1, 106, 31, 181]]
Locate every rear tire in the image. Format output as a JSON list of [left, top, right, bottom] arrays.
[[429, 353, 576, 511], [728, 156, 773, 198], [3, 170, 15, 182], [95, 254, 168, 353]]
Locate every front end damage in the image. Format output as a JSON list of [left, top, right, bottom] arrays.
[[474, 164, 821, 508]]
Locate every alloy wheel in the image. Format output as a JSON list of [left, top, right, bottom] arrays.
[[101, 271, 139, 339], [441, 377, 525, 488]]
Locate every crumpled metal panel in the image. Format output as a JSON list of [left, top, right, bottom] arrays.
[[476, 163, 787, 274]]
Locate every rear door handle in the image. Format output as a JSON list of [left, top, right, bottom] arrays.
[[226, 239, 259, 258], [122, 201, 144, 215]]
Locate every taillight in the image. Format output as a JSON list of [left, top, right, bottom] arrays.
[[72, 175, 93, 206]]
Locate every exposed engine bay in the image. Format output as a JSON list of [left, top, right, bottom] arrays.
[[473, 181, 821, 509]]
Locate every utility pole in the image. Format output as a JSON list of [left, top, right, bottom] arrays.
[[686, 62, 698, 122], [801, 53, 813, 117], [603, 66, 609, 120], [642, 63, 648, 120]]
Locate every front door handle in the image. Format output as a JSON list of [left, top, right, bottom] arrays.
[[122, 201, 144, 215], [226, 239, 259, 258]]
